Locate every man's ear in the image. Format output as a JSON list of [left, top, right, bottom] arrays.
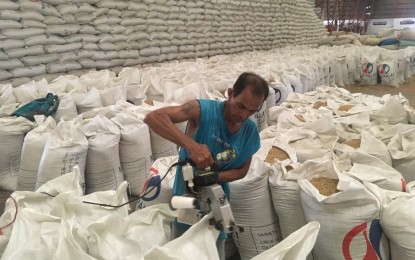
[[227, 88, 234, 99]]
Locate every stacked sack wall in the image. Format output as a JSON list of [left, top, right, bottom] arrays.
[[0, 0, 326, 84]]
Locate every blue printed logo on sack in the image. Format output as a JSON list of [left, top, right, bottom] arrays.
[[362, 63, 374, 74], [378, 64, 390, 75], [136, 167, 162, 210], [342, 219, 389, 260]]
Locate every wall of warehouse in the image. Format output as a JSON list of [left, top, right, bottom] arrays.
[[0, 0, 326, 85], [366, 0, 415, 34], [373, 0, 415, 19], [366, 18, 415, 35]]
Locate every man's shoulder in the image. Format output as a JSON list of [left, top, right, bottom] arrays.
[[242, 119, 260, 140], [198, 99, 223, 111], [244, 118, 259, 131], [198, 99, 221, 105]]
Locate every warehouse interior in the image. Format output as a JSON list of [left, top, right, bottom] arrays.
[[1, 0, 415, 259]]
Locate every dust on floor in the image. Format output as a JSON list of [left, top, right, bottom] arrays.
[[343, 77, 415, 108]]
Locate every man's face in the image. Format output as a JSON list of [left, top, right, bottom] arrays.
[[227, 87, 264, 124]]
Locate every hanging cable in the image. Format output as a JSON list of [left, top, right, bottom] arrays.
[[40, 160, 191, 208]]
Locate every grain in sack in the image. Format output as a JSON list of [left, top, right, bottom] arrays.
[[298, 162, 389, 260]]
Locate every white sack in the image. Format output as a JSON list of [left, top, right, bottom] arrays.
[[360, 53, 379, 85], [88, 204, 176, 260], [137, 104, 181, 160], [53, 94, 78, 122], [49, 182, 130, 254], [229, 156, 281, 260], [251, 222, 320, 260], [1, 209, 61, 260], [270, 81, 293, 106], [0, 169, 83, 255], [0, 103, 19, 118], [70, 87, 103, 114], [365, 182, 415, 260], [334, 130, 392, 166], [18, 116, 56, 191], [36, 120, 88, 191], [111, 113, 153, 196], [336, 151, 405, 192], [270, 159, 325, 241], [0, 84, 16, 106], [54, 220, 97, 260], [78, 115, 124, 194], [387, 127, 415, 182], [0, 117, 33, 190], [378, 59, 399, 88], [137, 156, 178, 209], [370, 97, 408, 125], [140, 214, 220, 260], [10, 64, 46, 78], [13, 79, 47, 104], [99, 85, 127, 106], [298, 163, 389, 260], [249, 101, 268, 132], [334, 112, 371, 142]]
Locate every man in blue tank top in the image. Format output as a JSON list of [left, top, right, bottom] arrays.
[[144, 72, 269, 259]]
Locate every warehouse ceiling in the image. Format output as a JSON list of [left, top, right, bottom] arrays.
[[316, 0, 368, 21], [315, 0, 415, 20]]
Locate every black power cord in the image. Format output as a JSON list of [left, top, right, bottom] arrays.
[[41, 160, 191, 208]]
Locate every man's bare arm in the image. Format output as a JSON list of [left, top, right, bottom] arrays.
[[217, 157, 252, 182], [144, 100, 214, 168]]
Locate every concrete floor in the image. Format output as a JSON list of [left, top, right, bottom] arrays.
[[343, 77, 415, 108]]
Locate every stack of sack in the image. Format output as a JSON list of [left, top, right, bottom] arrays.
[[359, 28, 415, 50], [3, 50, 415, 258], [398, 28, 415, 49], [377, 28, 400, 50], [1, 45, 415, 196], [0, 0, 327, 83], [318, 31, 360, 47]]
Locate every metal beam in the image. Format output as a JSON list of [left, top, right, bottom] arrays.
[[363, 0, 374, 33], [326, 0, 338, 32], [315, 0, 326, 19], [338, 0, 350, 31], [351, 0, 362, 33]]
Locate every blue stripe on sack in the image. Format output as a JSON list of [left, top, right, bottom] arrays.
[[142, 175, 161, 201], [369, 219, 383, 260]]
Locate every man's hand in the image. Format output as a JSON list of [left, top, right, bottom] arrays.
[[186, 142, 214, 169], [193, 171, 219, 187]]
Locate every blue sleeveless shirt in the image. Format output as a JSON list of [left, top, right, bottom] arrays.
[[172, 99, 260, 238]]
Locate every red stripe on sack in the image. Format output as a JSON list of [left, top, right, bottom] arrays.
[[343, 223, 367, 260], [363, 229, 378, 260], [401, 178, 406, 192], [343, 222, 378, 260], [141, 168, 159, 193]]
